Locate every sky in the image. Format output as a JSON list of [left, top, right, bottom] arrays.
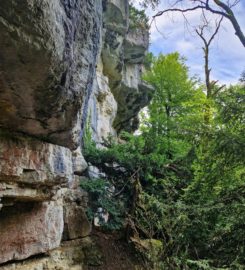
[[135, 0, 245, 85]]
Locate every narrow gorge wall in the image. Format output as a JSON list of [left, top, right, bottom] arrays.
[[0, 1, 152, 269]]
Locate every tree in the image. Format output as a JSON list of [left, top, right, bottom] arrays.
[[142, 53, 205, 160], [196, 16, 225, 99], [141, 0, 245, 47], [194, 16, 225, 125], [240, 70, 245, 83], [83, 53, 245, 268]]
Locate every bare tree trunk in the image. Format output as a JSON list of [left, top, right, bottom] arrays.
[[196, 17, 224, 124]]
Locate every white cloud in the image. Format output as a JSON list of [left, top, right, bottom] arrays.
[[142, 1, 245, 84], [175, 40, 195, 54]]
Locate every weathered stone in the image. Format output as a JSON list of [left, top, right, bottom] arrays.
[[124, 27, 149, 63], [68, 175, 81, 190], [98, 0, 153, 135], [62, 188, 91, 240], [0, 201, 63, 264], [87, 165, 106, 179], [102, 0, 128, 88], [89, 57, 118, 143], [63, 188, 89, 208], [0, 135, 73, 186], [0, 238, 93, 270], [102, 30, 124, 87], [0, 0, 102, 149], [0, 182, 54, 203], [72, 147, 88, 176], [64, 204, 91, 240], [103, 0, 129, 34], [0, 0, 153, 268], [113, 64, 154, 132]]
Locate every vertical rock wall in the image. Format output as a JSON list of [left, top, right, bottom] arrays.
[[0, 0, 100, 268], [0, 135, 91, 269], [0, 0, 152, 268], [89, 0, 153, 144], [0, 0, 102, 149]]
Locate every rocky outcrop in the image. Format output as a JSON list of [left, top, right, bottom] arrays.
[[0, 238, 98, 270], [0, 0, 102, 149], [0, 0, 99, 264], [0, 135, 90, 265], [89, 57, 118, 144], [0, 0, 152, 268], [63, 188, 91, 240], [113, 64, 154, 132], [89, 0, 153, 143], [0, 135, 73, 187]]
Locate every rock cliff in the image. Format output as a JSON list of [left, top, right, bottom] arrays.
[[0, 0, 152, 269]]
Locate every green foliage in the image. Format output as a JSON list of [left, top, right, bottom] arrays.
[[129, 4, 149, 29], [239, 70, 245, 83], [183, 84, 245, 268], [142, 53, 206, 160], [133, 0, 160, 10], [83, 53, 245, 269], [143, 52, 155, 71], [80, 178, 125, 230]]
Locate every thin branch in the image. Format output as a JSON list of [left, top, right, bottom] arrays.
[[113, 168, 141, 197], [152, 0, 245, 47], [212, 84, 226, 97], [153, 5, 206, 18], [207, 16, 223, 46], [213, 0, 245, 46], [195, 16, 223, 98]]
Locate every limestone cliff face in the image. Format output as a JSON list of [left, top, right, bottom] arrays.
[[90, 0, 153, 144], [0, 0, 152, 269], [0, 0, 102, 149]]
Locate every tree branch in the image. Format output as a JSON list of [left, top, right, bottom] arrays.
[[207, 16, 223, 46], [152, 0, 245, 47], [153, 5, 206, 19], [213, 0, 245, 46], [195, 16, 223, 98]]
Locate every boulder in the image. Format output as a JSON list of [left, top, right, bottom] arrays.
[[64, 204, 91, 240]]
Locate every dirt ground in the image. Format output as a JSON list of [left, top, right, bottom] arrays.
[[87, 230, 147, 270]]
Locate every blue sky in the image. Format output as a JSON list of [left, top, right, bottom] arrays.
[[136, 0, 245, 85]]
